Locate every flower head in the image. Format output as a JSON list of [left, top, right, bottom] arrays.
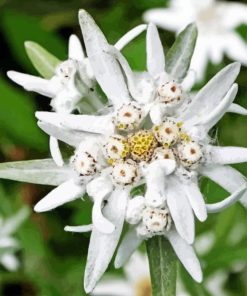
[[144, 0, 247, 81], [0, 9, 247, 294]]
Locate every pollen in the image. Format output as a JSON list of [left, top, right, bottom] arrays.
[[157, 81, 183, 106], [177, 141, 203, 169], [111, 159, 140, 186], [142, 207, 172, 233], [103, 135, 130, 164], [152, 147, 175, 161], [128, 130, 158, 162], [152, 119, 180, 146], [113, 102, 144, 131], [71, 151, 97, 176]]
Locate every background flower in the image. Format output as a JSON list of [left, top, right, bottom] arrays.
[[144, 0, 247, 81]]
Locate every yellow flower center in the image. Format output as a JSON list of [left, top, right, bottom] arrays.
[[128, 130, 158, 162]]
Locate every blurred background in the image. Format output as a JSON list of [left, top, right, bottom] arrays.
[[0, 0, 246, 295]]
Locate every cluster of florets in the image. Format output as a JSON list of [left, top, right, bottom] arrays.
[[70, 97, 204, 188], [126, 195, 173, 238]]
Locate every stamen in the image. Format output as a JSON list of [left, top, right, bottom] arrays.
[[103, 135, 130, 164], [113, 102, 144, 131], [152, 147, 175, 161], [177, 141, 203, 169], [128, 130, 158, 162], [111, 159, 140, 186], [142, 207, 172, 234], [153, 119, 180, 146], [157, 81, 183, 106], [71, 151, 97, 176]]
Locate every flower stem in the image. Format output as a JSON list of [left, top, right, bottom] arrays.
[[146, 236, 177, 296]]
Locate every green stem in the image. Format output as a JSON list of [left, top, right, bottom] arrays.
[[146, 236, 177, 296]]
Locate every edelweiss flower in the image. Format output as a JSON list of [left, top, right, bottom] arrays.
[[144, 0, 247, 81], [29, 10, 247, 292], [0, 207, 29, 271], [1, 9, 246, 294]]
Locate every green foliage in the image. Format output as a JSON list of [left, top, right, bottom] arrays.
[[25, 42, 61, 79], [146, 237, 177, 296], [166, 23, 198, 82], [0, 77, 47, 151], [1, 10, 66, 74]]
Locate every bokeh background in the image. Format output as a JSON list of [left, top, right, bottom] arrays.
[[0, 0, 247, 295]]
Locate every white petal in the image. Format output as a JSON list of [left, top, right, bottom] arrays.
[[7, 71, 56, 98], [190, 37, 209, 82], [109, 46, 154, 104], [0, 237, 19, 249], [114, 24, 147, 51], [92, 279, 132, 296], [182, 182, 207, 222], [200, 164, 247, 208], [144, 160, 176, 207], [207, 145, 247, 165], [166, 177, 195, 244], [0, 159, 74, 186], [146, 23, 165, 77], [114, 227, 143, 268], [181, 62, 241, 123], [167, 230, 203, 283], [194, 84, 238, 131], [228, 103, 247, 115], [221, 2, 247, 29], [38, 121, 84, 147], [181, 69, 196, 92], [0, 253, 19, 271], [149, 103, 164, 125], [0, 207, 29, 236], [206, 186, 247, 213], [64, 224, 93, 233], [84, 188, 128, 293], [78, 10, 130, 106], [36, 111, 114, 135], [143, 9, 188, 31], [34, 179, 85, 212], [62, 114, 114, 135], [68, 34, 85, 61], [225, 33, 247, 66], [49, 136, 64, 167], [87, 176, 114, 234]]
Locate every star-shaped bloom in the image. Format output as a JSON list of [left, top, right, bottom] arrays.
[[0, 9, 246, 294], [143, 0, 247, 81], [30, 10, 247, 292], [0, 207, 29, 271]]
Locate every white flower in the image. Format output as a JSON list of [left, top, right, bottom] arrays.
[[1, 9, 247, 294], [32, 10, 247, 292], [144, 0, 247, 81], [0, 207, 29, 271]]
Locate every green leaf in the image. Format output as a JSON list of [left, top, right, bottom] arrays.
[[0, 77, 47, 150], [146, 236, 177, 296], [166, 23, 198, 82], [2, 10, 66, 74], [0, 159, 72, 186], [25, 41, 61, 79]]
